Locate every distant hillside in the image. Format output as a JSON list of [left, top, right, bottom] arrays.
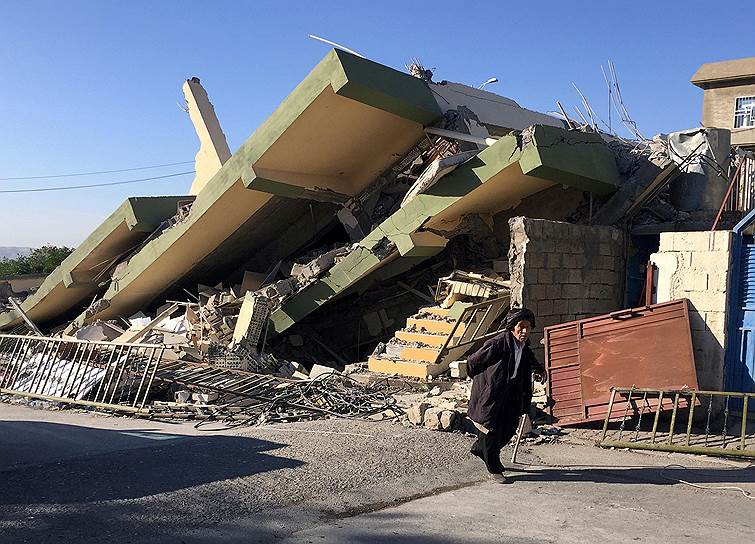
[[0, 247, 32, 260]]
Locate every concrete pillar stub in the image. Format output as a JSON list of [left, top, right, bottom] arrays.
[[183, 77, 232, 195]]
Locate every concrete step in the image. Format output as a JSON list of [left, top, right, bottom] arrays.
[[419, 306, 450, 318], [399, 346, 441, 363], [394, 330, 449, 347], [368, 356, 446, 379], [406, 317, 464, 336]]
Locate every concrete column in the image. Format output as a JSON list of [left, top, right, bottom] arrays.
[[183, 77, 232, 195]]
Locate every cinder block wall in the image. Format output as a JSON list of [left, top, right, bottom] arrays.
[[702, 84, 755, 147], [508, 217, 624, 358], [650, 231, 733, 391]]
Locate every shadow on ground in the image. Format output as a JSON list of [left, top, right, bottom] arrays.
[[506, 463, 755, 486], [0, 420, 300, 505]]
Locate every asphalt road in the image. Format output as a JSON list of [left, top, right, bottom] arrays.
[[1, 403, 754, 543]]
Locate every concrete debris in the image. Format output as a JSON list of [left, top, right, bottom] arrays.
[[290, 245, 352, 284], [436, 270, 509, 308], [232, 294, 270, 345], [449, 360, 468, 379], [192, 391, 219, 403], [308, 363, 337, 380], [423, 407, 456, 431], [128, 312, 152, 329], [1, 49, 743, 437], [74, 320, 125, 342], [401, 151, 478, 208], [407, 59, 433, 82], [174, 390, 191, 403], [427, 386, 442, 397], [258, 278, 297, 304], [407, 402, 430, 425]]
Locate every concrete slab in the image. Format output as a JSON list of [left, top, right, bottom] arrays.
[[81, 49, 441, 322], [0, 196, 191, 330], [270, 125, 620, 335]]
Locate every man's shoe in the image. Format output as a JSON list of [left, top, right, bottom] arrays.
[[488, 472, 507, 483]]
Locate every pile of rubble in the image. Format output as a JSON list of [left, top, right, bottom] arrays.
[[2, 50, 736, 443], [398, 377, 549, 433], [59, 242, 358, 378], [397, 381, 470, 432]]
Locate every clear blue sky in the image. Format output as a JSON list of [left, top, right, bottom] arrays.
[[0, 0, 751, 247]]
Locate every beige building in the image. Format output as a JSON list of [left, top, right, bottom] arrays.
[[691, 57, 755, 149]]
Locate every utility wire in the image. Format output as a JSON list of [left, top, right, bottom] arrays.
[[0, 161, 194, 181], [0, 171, 195, 194]]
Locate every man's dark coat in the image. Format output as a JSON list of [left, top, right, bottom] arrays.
[[466, 330, 544, 431]]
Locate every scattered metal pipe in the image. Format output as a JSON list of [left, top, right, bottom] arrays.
[[8, 298, 43, 336]]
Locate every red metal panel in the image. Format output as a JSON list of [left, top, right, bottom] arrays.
[[545, 299, 698, 426]]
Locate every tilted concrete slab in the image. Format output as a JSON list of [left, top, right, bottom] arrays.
[[269, 125, 619, 334], [79, 50, 441, 322], [0, 197, 190, 330]]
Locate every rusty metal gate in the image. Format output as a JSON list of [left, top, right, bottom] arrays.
[[545, 300, 698, 425]]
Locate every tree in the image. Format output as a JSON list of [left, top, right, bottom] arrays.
[[0, 245, 74, 277]]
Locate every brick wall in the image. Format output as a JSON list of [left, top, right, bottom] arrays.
[[650, 231, 733, 391], [509, 217, 624, 358]]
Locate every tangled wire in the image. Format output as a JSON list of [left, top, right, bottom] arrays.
[[195, 372, 407, 429]]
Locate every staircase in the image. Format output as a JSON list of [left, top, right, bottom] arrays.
[[368, 306, 466, 379]]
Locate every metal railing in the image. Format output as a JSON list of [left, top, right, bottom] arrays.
[[0, 334, 165, 413], [431, 294, 510, 367], [600, 387, 755, 459], [719, 155, 755, 214]]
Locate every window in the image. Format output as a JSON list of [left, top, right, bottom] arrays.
[[734, 96, 755, 129]]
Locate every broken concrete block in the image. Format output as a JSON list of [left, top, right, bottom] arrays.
[[261, 278, 297, 300], [233, 294, 270, 345], [183, 77, 232, 195], [423, 407, 443, 430], [128, 312, 151, 329], [343, 363, 367, 375], [449, 360, 468, 379], [371, 342, 386, 357], [74, 320, 123, 342], [309, 364, 336, 380], [175, 390, 191, 403], [427, 386, 442, 397], [439, 410, 457, 430], [424, 407, 457, 431], [407, 402, 431, 425], [192, 391, 219, 403]]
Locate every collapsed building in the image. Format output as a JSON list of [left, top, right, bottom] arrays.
[[1, 51, 752, 453]]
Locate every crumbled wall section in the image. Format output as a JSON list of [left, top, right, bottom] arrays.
[[509, 217, 624, 358], [650, 231, 733, 391]]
